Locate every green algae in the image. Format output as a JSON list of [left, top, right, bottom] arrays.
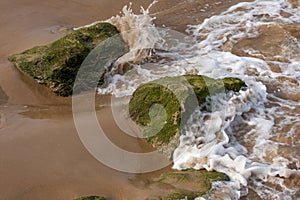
[[162, 191, 204, 200], [74, 196, 106, 200], [147, 169, 229, 200], [8, 22, 128, 96], [129, 75, 247, 147], [159, 170, 229, 190]]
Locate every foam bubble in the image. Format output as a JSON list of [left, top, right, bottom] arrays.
[[96, 0, 300, 198]]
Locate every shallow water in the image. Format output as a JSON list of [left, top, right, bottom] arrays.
[[1, 0, 299, 199]]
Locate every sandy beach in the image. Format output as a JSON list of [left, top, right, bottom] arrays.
[[4, 0, 297, 199]]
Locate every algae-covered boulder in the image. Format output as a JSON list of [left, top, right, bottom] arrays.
[[146, 169, 229, 200], [74, 196, 106, 200], [129, 75, 246, 155], [8, 22, 129, 96]]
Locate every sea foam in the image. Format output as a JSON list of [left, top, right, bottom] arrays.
[[96, 0, 300, 199]]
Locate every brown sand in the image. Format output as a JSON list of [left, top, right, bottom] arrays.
[[0, 0, 249, 199]]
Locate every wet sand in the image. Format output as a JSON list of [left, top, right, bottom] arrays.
[[0, 0, 251, 199]]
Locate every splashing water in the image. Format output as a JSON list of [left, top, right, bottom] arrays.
[[107, 1, 160, 65], [98, 0, 300, 199]]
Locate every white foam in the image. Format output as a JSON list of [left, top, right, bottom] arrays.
[[171, 0, 300, 199], [95, 0, 300, 199]]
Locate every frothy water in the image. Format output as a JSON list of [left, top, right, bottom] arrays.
[[97, 0, 300, 199]]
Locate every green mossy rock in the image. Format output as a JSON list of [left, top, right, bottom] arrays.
[[129, 75, 246, 151], [74, 196, 106, 200], [162, 191, 202, 200], [147, 169, 229, 200], [8, 22, 128, 96]]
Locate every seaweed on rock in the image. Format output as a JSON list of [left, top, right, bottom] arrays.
[[129, 75, 247, 157], [9, 22, 129, 96]]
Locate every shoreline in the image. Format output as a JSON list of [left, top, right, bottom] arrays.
[[0, 0, 258, 199]]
